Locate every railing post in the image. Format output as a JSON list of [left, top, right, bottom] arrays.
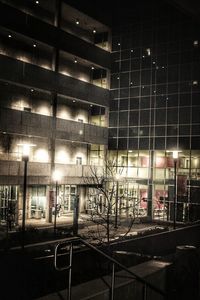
[[67, 243, 73, 300], [111, 263, 115, 300], [143, 283, 147, 300]]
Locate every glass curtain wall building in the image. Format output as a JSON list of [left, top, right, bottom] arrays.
[[109, 0, 200, 222]]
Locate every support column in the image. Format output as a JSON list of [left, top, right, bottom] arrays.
[[47, 0, 61, 223], [147, 150, 154, 219]]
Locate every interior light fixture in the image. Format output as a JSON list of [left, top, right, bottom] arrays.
[[30, 89, 34, 92], [8, 34, 12, 38], [35, 0, 39, 4], [146, 48, 151, 56], [193, 40, 198, 46], [93, 29, 96, 34], [33, 43, 37, 48], [90, 104, 93, 107], [73, 100, 76, 103], [117, 76, 120, 80], [74, 58, 77, 63], [76, 19, 79, 25], [131, 49, 133, 53], [118, 42, 121, 46], [193, 80, 198, 85], [91, 66, 95, 70]]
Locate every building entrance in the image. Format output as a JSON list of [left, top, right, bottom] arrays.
[[0, 185, 18, 225]]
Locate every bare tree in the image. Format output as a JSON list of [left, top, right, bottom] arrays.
[[82, 160, 140, 245]]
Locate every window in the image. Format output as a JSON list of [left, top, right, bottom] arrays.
[[76, 157, 82, 165]]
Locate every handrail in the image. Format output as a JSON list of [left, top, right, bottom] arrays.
[[54, 236, 165, 300], [79, 237, 165, 296]]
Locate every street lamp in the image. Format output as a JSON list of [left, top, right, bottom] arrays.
[[18, 143, 35, 248], [52, 170, 62, 234], [114, 174, 120, 228], [172, 151, 179, 230]]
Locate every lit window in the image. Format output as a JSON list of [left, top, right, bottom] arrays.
[[76, 157, 82, 165]]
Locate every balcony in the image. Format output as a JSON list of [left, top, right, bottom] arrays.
[[0, 107, 108, 145], [0, 161, 103, 185]]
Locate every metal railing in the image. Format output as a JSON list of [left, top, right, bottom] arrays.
[[54, 237, 166, 300]]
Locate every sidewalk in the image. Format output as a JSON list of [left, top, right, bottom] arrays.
[[0, 213, 169, 249]]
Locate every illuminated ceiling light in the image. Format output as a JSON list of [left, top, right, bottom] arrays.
[[33, 43, 37, 47], [162, 66, 165, 69], [74, 58, 77, 63], [128, 150, 133, 153], [90, 104, 93, 107], [130, 81, 133, 85], [93, 28, 96, 34], [193, 40, 198, 46], [131, 49, 133, 53], [73, 100, 76, 103], [75, 19, 79, 25], [193, 80, 198, 85], [91, 66, 95, 70], [117, 76, 120, 80], [117, 42, 121, 46], [79, 130, 83, 135], [30, 88, 34, 92], [35, 0, 39, 4], [146, 48, 151, 56], [142, 55, 145, 58], [8, 34, 12, 38]]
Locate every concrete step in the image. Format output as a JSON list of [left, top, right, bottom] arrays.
[[37, 260, 170, 300]]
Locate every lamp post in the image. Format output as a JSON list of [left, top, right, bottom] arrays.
[[52, 170, 62, 234], [18, 143, 35, 249], [114, 174, 120, 228], [172, 151, 178, 230]]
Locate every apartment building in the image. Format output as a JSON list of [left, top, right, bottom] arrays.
[[0, 0, 199, 227], [0, 0, 110, 225]]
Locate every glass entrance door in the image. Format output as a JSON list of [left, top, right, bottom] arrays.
[[30, 186, 46, 219], [0, 185, 18, 224], [59, 185, 76, 215]]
